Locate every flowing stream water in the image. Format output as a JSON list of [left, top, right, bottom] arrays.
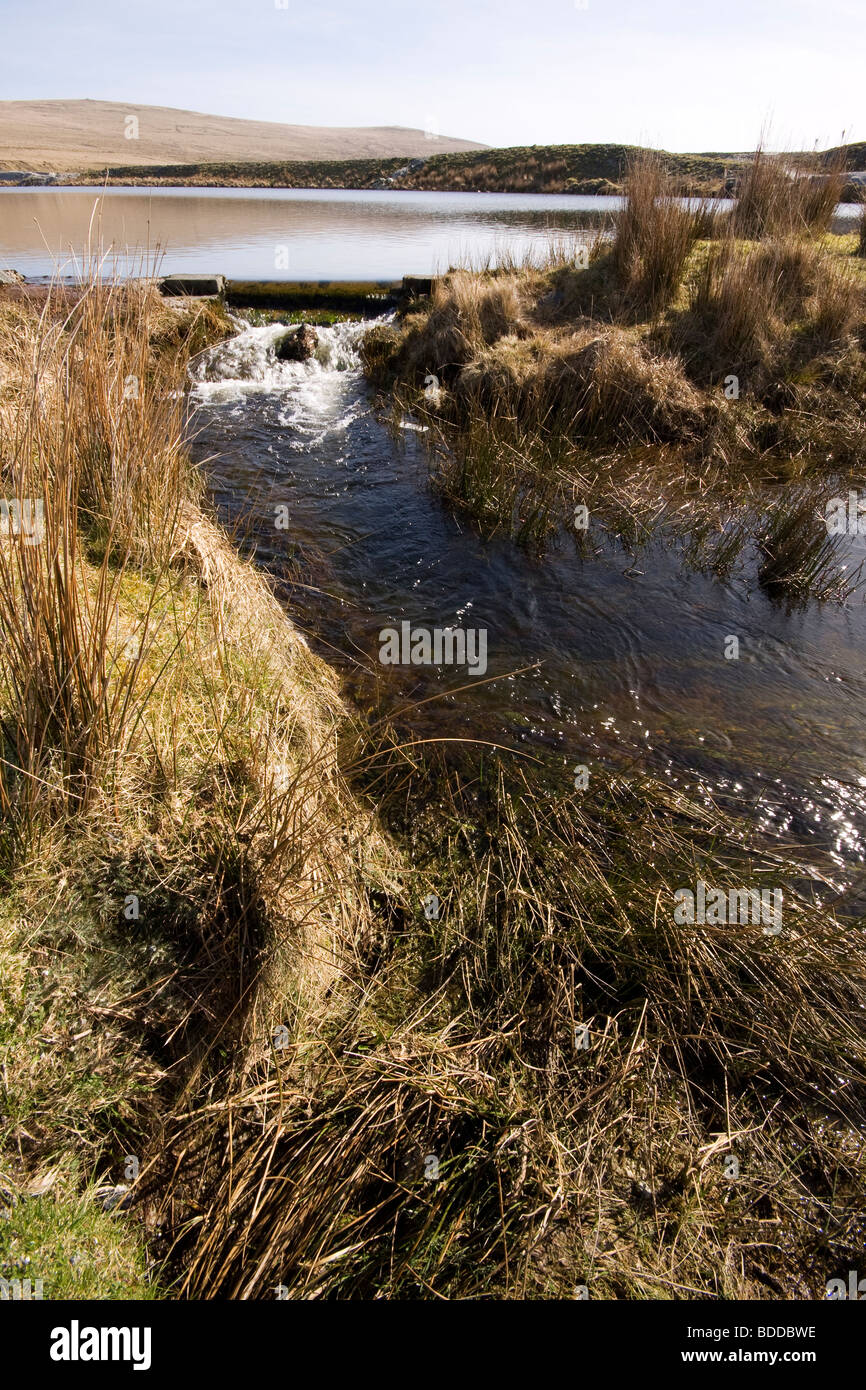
[[189, 318, 866, 896]]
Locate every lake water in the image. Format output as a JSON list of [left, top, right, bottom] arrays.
[[0, 186, 624, 281], [3, 185, 860, 282]]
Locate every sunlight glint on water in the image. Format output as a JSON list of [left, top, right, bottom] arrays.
[[190, 318, 866, 887]]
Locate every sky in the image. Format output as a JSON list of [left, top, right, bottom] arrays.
[[3, 0, 862, 152]]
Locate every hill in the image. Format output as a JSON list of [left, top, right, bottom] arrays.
[[0, 99, 487, 172], [83, 142, 865, 197], [76, 143, 751, 195]]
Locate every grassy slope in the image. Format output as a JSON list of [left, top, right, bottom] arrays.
[[0, 286, 398, 1299], [78, 145, 738, 193], [80, 142, 866, 195], [0, 99, 486, 172]]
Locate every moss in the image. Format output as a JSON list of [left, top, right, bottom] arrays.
[[238, 307, 362, 327]]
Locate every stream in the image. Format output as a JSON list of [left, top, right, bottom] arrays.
[[189, 318, 866, 895]]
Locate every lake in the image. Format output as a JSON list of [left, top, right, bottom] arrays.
[[0, 185, 628, 281], [2, 185, 860, 282]]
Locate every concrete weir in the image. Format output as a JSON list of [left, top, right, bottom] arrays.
[[225, 279, 399, 315], [158, 273, 227, 298], [157, 274, 437, 314]]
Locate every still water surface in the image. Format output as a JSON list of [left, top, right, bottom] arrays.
[[0, 186, 624, 280], [2, 185, 860, 281]]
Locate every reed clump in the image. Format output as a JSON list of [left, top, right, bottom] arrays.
[[681, 235, 864, 382], [364, 144, 866, 592], [394, 269, 528, 383], [611, 153, 706, 316], [731, 148, 847, 239]]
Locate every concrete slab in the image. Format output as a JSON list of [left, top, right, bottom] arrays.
[[158, 273, 226, 298]]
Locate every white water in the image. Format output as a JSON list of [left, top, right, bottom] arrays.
[[190, 318, 369, 404]]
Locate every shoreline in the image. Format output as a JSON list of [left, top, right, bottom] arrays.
[[0, 139, 859, 200]]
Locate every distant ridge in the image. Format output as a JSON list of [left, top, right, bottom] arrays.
[[0, 100, 488, 172], [79, 141, 866, 198]]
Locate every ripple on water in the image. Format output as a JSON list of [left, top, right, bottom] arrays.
[[189, 319, 866, 883]]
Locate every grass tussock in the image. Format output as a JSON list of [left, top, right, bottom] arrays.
[[682, 236, 864, 382], [731, 148, 847, 239], [395, 269, 529, 382], [363, 143, 866, 594], [541, 329, 708, 442], [612, 153, 707, 316]]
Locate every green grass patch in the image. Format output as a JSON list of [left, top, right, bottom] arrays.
[[0, 1164, 155, 1300]]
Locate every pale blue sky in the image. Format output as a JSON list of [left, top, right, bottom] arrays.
[[4, 0, 862, 151]]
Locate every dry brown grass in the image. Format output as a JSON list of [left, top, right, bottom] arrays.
[[612, 153, 707, 316], [360, 149, 866, 575], [731, 148, 847, 239], [395, 270, 527, 382], [395, 301, 709, 461], [0, 275, 400, 1295], [0, 280, 198, 831], [682, 235, 864, 382], [147, 750, 866, 1301], [541, 328, 708, 443]]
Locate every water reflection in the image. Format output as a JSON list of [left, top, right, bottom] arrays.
[[0, 186, 624, 280]]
